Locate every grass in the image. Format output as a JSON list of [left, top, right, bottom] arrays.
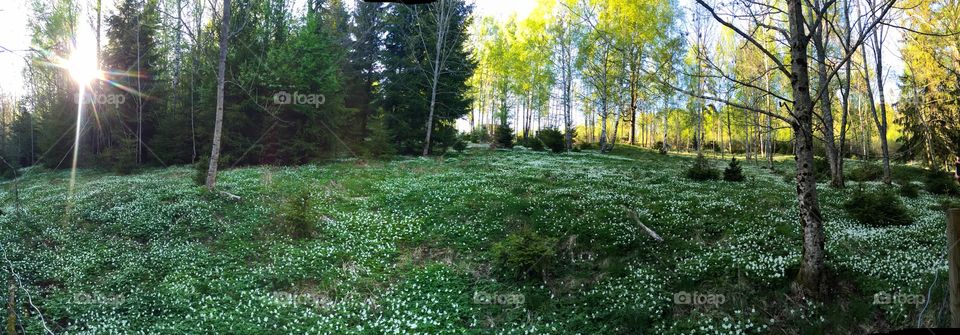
[[0, 146, 956, 334]]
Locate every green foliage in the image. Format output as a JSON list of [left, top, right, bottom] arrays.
[[538, 128, 565, 153], [843, 187, 913, 227], [848, 162, 884, 182], [193, 157, 208, 186], [492, 227, 557, 280], [813, 157, 831, 181], [381, 1, 475, 155], [452, 139, 467, 153], [5, 149, 954, 333], [465, 128, 491, 143], [104, 138, 139, 175], [723, 158, 745, 182], [273, 189, 317, 240], [0, 159, 18, 180], [653, 141, 667, 154], [101, 0, 164, 168], [495, 124, 514, 149], [924, 170, 959, 195], [429, 125, 458, 155], [935, 199, 960, 211], [363, 114, 395, 159], [686, 154, 719, 181], [529, 138, 545, 151], [262, 14, 349, 163], [899, 182, 920, 198]]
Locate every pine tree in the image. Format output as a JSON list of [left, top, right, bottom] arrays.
[[723, 158, 745, 182], [381, 1, 475, 155]]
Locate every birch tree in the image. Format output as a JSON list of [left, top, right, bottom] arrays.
[[668, 0, 899, 296], [204, 0, 230, 190]]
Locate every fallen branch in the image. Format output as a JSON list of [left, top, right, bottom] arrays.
[[220, 191, 241, 202], [625, 207, 663, 242]]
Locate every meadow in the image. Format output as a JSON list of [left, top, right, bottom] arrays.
[[1, 146, 954, 334]]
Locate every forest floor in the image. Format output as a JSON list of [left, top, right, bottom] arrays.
[[1, 146, 956, 334]]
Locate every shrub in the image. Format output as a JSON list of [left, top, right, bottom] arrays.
[[723, 158, 745, 182], [848, 162, 884, 182], [492, 227, 557, 280], [0, 161, 19, 180], [578, 142, 595, 150], [538, 128, 565, 153], [452, 139, 467, 153], [934, 199, 960, 211], [685, 154, 720, 181], [653, 141, 667, 155], [274, 189, 317, 240], [495, 124, 514, 149], [467, 128, 491, 143], [529, 138, 545, 151], [431, 126, 458, 154], [843, 187, 913, 226], [924, 170, 959, 196], [193, 157, 208, 186], [813, 157, 831, 181], [363, 116, 395, 158], [104, 138, 138, 175], [899, 182, 920, 198]]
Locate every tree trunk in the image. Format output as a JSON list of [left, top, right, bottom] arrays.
[[873, 34, 892, 184], [812, 17, 844, 188], [136, 8, 143, 164], [860, 36, 891, 184], [564, 63, 573, 150], [662, 105, 669, 153], [599, 109, 608, 151], [6, 278, 14, 335], [788, 0, 825, 296], [422, 0, 448, 156], [205, 0, 232, 190], [608, 106, 622, 152]]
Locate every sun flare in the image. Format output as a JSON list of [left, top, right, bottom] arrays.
[[65, 48, 99, 84]]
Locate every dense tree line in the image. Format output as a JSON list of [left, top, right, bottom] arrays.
[[0, 0, 474, 175]]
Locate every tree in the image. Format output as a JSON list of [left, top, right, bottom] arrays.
[[347, 0, 384, 143], [205, 0, 231, 190], [861, 0, 894, 184], [104, 0, 163, 170], [673, 0, 898, 296], [550, 7, 576, 150], [810, 0, 846, 188], [897, 0, 960, 171], [382, 1, 474, 155], [416, 0, 472, 156]]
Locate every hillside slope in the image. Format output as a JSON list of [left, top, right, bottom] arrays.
[[0, 147, 953, 334]]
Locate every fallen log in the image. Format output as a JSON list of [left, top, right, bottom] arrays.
[[624, 207, 663, 242]]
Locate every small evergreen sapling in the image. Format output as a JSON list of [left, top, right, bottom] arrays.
[[495, 124, 514, 149], [685, 154, 720, 181], [723, 158, 745, 182]]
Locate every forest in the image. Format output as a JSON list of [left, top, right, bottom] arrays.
[[0, 0, 959, 333]]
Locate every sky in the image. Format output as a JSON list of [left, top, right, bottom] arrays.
[[0, 1, 33, 97], [473, 0, 537, 19]]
